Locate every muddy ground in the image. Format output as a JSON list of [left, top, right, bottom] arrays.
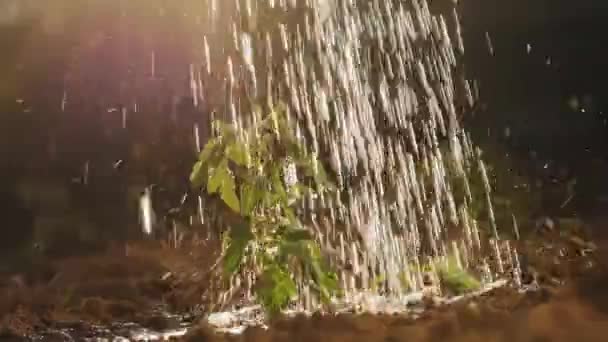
[[0, 214, 606, 341], [184, 217, 608, 342], [184, 280, 608, 342], [0, 234, 222, 340]]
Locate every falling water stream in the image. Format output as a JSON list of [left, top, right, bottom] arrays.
[[0, 0, 528, 339], [193, 0, 520, 325]]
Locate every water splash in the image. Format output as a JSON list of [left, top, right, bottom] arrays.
[[193, 0, 516, 312], [139, 187, 156, 236]]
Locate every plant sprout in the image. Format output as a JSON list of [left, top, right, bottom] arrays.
[[190, 105, 338, 316]]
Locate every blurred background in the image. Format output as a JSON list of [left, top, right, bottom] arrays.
[[0, 0, 607, 262], [462, 0, 608, 217]]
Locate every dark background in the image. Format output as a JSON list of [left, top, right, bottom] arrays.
[[461, 0, 608, 215], [0, 0, 608, 259]]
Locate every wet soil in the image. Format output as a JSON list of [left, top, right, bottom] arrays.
[[184, 279, 608, 342], [182, 216, 608, 342], [0, 235, 221, 339], [0, 216, 606, 341]]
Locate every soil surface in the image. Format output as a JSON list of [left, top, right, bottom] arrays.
[[183, 215, 608, 342], [0, 216, 606, 341], [184, 280, 608, 342], [0, 235, 221, 340]]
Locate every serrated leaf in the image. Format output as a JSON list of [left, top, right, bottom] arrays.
[[256, 263, 297, 317], [190, 161, 206, 188], [281, 225, 312, 242], [207, 159, 229, 194], [198, 137, 219, 165], [226, 141, 249, 166], [305, 243, 339, 302], [240, 183, 259, 216], [317, 272, 339, 302], [277, 239, 335, 302], [271, 165, 288, 203], [278, 240, 307, 261], [192, 107, 339, 316], [213, 120, 236, 138], [223, 222, 253, 276], [436, 256, 480, 294], [284, 208, 298, 225], [221, 184, 240, 213]]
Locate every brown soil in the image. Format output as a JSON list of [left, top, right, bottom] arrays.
[[183, 276, 608, 342], [181, 218, 608, 342], [1, 217, 607, 341], [0, 235, 221, 339]]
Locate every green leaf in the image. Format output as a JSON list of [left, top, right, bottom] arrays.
[[190, 161, 206, 188], [226, 141, 249, 166], [221, 184, 240, 213], [280, 225, 312, 242], [198, 137, 219, 165], [191, 107, 340, 315], [276, 238, 337, 302], [206, 158, 240, 213], [278, 240, 308, 261], [256, 263, 297, 317], [436, 257, 480, 295], [307, 244, 339, 302], [223, 222, 254, 276], [213, 120, 237, 138], [240, 183, 260, 216], [286, 185, 301, 204], [284, 207, 298, 225], [296, 154, 332, 190], [207, 158, 229, 194], [271, 165, 288, 203]]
